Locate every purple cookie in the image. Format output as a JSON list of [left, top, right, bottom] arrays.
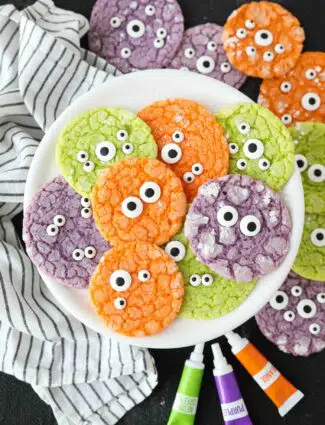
[[256, 272, 325, 356], [170, 23, 246, 88], [184, 174, 291, 282], [88, 0, 184, 73], [23, 177, 111, 289]]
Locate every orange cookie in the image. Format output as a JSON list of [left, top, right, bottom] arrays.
[[92, 158, 187, 245], [259, 52, 325, 125], [222, 1, 305, 79], [89, 242, 184, 336], [138, 98, 229, 202]]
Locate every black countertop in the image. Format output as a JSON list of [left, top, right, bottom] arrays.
[[0, 0, 324, 424]]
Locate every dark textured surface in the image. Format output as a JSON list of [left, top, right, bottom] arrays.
[[0, 0, 324, 424]]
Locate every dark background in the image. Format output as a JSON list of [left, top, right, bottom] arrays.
[[0, 0, 324, 424]]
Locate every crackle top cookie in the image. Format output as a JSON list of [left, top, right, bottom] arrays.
[[138, 98, 229, 202], [290, 122, 325, 214], [92, 157, 187, 245], [256, 272, 325, 356], [23, 177, 110, 289], [89, 242, 184, 336], [259, 52, 325, 125], [164, 230, 257, 320], [56, 107, 157, 198], [169, 23, 246, 88], [222, 1, 305, 79], [185, 174, 291, 282], [293, 213, 325, 282], [88, 0, 184, 73], [215, 103, 295, 191]]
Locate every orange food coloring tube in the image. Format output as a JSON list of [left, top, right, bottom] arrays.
[[226, 331, 304, 417]]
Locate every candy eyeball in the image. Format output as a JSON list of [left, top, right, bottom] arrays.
[[116, 129, 128, 141], [236, 159, 247, 170], [245, 46, 256, 56], [305, 68, 317, 80], [295, 154, 308, 172], [154, 38, 165, 49], [84, 246, 96, 259], [317, 293, 325, 304], [280, 81, 292, 93], [254, 29, 273, 46], [172, 130, 184, 143], [263, 51, 274, 62], [196, 56, 215, 74], [127, 19, 146, 39], [72, 248, 84, 261], [183, 171, 195, 183], [243, 139, 264, 159], [138, 270, 151, 282], [190, 274, 201, 287], [284, 310, 295, 322], [95, 141, 116, 162], [240, 215, 261, 237], [76, 150, 89, 163], [110, 16, 121, 28], [114, 297, 127, 310], [236, 28, 247, 39], [161, 143, 182, 164], [297, 299, 317, 318], [156, 27, 167, 39], [301, 92, 321, 111], [207, 41, 217, 51], [245, 19, 255, 29], [229, 143, 239, 154], [192, 163, 203, 176], [310, 228, 325, 247], [274, 43, 285, 54], [201, 274, 213, 286], [309, 323, 321, 335], [217, 205, 239, 227], [281, 114, 292, 125], [145, 5, 155, 16], [122, 143, 134, 154], [110, 270, 132, 291], [53, 215, 66, 227], [46, 224, 59, 236], [121, 196, 143, 218], [139, 181, 161, 203], [307, 164, 324, 183], [83, 161, 95, 173], [269, 290, 289, 310], [220, 62, 231, 73], [184, 47, 195, 59], [237, 122, 250, 134], [81, 197, 91, 208], [258, 158, 270, 170], [291, 285, 302, 297], [81, 207, 92, 219], [121, 47, 131, 58], [165, 241, 186, 262]]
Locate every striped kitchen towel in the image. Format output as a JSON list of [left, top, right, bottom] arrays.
[[0, 1, 158, 424]]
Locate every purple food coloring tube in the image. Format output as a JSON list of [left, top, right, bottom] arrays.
[[212, 343, 253, 425]]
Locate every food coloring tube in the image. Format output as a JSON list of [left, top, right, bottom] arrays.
[[167, 343, 205, 425], [212, 343, 253, 425], [226, 331, 304, 417]]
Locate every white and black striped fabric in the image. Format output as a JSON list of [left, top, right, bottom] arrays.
[[0, 1, 158, 424]]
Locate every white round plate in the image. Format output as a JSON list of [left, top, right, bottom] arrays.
[[24, 69, 304, 349]]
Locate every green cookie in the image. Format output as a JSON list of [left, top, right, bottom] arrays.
[[56, 107, 158, 197], [293, 213, 325, 282], [216, 104, 294, 191], [290, 122, 325, 215], [164, 230, 257, 320]]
